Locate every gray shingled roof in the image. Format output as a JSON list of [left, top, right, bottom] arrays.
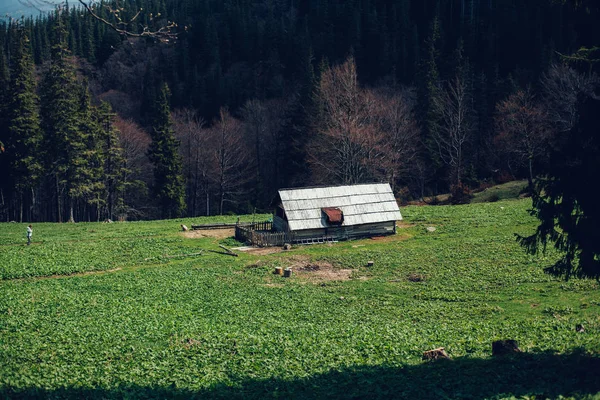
[[278, 183, 402, 231]]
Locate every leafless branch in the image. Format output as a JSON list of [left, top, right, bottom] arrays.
[[77, 0, 179, 43]]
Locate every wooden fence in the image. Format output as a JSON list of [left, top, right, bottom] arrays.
[[235, 221, 297, 247], [191, 222, 251, 230], [235, 221, 340, 247]]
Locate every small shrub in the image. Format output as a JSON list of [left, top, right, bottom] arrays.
[[449, 182, 472, 204]]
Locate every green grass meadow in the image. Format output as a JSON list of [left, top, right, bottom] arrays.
[[1, 199, 599, 399]]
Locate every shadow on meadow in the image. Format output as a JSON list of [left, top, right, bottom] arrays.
[[3, 351, 599, 399]]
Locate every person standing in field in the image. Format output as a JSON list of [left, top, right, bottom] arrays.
[[26, 225, 32, 246]]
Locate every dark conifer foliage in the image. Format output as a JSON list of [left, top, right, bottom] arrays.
[[0, 0, 598, 222], [40, 10, 90, 222], [4, 24, 43, 222], [0, 30, 10, 201], [147, 83, 186, 219], [97, 101, 128, 221]]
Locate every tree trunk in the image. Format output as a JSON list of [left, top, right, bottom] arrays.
[[19, 193, 23, 223], [68, 198, 75, 223], [528, 156, 534, 194], [220, 188, 224, 215], [206, 191, 210, 216], [30, 187, 36, 222], [56, 174, 62, 223]]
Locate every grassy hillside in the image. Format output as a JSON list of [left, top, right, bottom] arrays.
[[471, 180, 529, 203], [1, 199, 599, 399]]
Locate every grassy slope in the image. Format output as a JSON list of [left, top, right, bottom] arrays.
[[0, 214, 269, 279], [471, 180, 528, 203], [0, 199, 599, 399]]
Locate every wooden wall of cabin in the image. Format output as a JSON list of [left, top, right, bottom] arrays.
[[293, 221, 396, 240], [273, 215, 289, 232]]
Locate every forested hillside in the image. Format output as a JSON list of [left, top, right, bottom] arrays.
[[1, 0, 599, 221]]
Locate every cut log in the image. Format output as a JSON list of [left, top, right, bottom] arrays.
[[492, 340, 521, 356], [422, 347, 450, 361]]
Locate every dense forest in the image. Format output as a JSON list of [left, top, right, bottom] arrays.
[[0, 0, 599, 222]]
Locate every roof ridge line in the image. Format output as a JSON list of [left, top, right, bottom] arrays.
[[278, 182, 390, 192]]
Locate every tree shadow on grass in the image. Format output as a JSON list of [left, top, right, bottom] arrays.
[[3, 350, 600, 399]]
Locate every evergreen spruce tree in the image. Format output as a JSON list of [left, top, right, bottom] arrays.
[[76, 80, 105, 221], [147, 83, 186, 219], [416, 16, 444, 194], [5, 24, 43, 222], [98, 101, 128, 221], [40, 10, 87, 222], [81, 14, 96, 64], [0, 39, 9, 219], [0, 39, 9, 154]]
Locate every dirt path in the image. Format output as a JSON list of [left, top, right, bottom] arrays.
[[182, 228, 235, 239], [7, 268, 123, 282]]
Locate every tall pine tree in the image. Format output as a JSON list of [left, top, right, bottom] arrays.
[[98, 101, 127, 221], [0, 39, 9, 151], [0, 37, 10, 221], [147, 83, 186, 219], [5, 24, 43, 222], [76, 79, 106, 221], [40, 10, 87, 222], [416, 16, 444, 194]]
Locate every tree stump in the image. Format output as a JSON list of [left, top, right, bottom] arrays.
[[492, 340, 521, 356], [283, 268, 292, 278], [367, 261, 374, 267], [422, 347, 450, 361], [274, 267, 283, 275], [181, 224, 189, 232], [283, 243, 292, 250], [576, 324, 585, 333]]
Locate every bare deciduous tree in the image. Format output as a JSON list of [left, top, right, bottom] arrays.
[[208, 108, 250, 215], [172, 108, 208, 216], [541, 63, 599, 134], [113, 117, 151, 219], [76, 0, 179, 43], [433, 74, 474, 185], [495, 88, 549, 193], [310, 56, 380, 185], [372, 88, 420, 191]]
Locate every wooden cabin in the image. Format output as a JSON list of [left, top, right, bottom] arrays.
[[273, 183, 402, 241]]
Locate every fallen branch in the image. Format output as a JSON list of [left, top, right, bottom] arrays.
[[218, 245, 238, 256], [209, 249, 238, 257]]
